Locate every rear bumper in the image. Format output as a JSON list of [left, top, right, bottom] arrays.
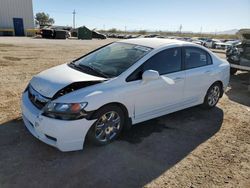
[[21, 92, 96, 152]]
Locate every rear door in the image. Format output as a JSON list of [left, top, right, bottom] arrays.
[[183, 47, 214, 104]]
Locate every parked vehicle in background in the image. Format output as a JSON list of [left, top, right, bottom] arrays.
[[21, 38, 230, 152], [131, 34, 141, 38], [41, 26, 70, 39], [41, 28, 54, 39], [155, 35, 165, 38], [226, 29, 250, 74], [214, 41, 232, 50], [144, 34, 160, 38], [107, 33, 141, 39], [224, 40, 241, 47], [198, 38, 209, 46], [124, 34, 133, 39], [205, 39, 221, 48], [54, 30, 70, 39], [191, 39, 204, 45], [117, 34, 126, 39], [92, 30, 107, 39]]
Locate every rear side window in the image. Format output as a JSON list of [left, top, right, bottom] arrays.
[[184, 47, 212, 69], [143, 47, 182, 75]]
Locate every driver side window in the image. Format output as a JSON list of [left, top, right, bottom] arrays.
[[126, 47, 182, 82]]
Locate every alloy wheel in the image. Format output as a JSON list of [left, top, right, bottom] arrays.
[[207, 85, 220, 106], [95, 111, 121, 142]]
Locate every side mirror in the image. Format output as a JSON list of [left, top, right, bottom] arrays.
[[142, 70, 160, 83]]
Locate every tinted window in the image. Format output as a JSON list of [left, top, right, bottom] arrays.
[[184, 47, 211, 69], [126, 48, 182, 81], [144, 48, 182, 75]]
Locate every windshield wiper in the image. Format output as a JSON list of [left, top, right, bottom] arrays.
[[81, 64, 110, 78], [69, 62, 109, 78]]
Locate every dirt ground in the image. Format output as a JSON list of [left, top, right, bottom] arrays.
[[0, 37, 249, 188]]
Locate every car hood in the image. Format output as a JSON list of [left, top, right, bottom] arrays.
[[30, 63, 106, 98]]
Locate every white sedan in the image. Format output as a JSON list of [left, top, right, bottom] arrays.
[[21, 38, 230, 152]]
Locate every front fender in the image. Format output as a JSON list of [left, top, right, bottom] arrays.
[[53, 87, 134, 119]]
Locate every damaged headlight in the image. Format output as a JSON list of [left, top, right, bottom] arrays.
[[42, 102, 88, 120]]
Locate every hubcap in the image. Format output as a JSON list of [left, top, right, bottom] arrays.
[[95, 111, 121, 142], [208, 85, 220, 106]]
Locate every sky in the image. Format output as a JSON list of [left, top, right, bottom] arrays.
[[33, 0, 250, 33]]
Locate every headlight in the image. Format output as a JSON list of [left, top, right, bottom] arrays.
[[42, 102, 88, 120]]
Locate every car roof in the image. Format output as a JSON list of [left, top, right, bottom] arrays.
[[118, 38, 189, 49]]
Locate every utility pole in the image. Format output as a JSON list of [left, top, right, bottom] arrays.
[[179, 24, 182, 34], [73, 9, 76, 29]]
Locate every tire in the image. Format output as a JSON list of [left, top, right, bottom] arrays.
[[230, 67, 237, 75], [87, 105, 125, 146], [202, 83, 222, 109]]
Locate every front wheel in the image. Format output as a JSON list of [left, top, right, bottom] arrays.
[[87, 105, 125, 146], [203, 83, 222, 109]]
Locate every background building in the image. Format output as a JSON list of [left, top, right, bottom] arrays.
[[0, 0, 34, 36]]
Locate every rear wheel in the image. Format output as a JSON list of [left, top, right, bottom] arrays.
[[203, 83, 222, 109], [87, 105, 125, 145]]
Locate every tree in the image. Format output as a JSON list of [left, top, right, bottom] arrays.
[[108, 28, 118, 33], [138, 30, 147, 35], [35, 12, 55, 26]]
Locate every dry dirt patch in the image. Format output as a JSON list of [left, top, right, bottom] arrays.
[[2, 56, 21, 61]]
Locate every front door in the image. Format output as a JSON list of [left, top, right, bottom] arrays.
[[125, 47, 185, 122], [13, 18, 25, 36]]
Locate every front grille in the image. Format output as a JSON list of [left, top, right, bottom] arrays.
[[28, 86, 50, 109]]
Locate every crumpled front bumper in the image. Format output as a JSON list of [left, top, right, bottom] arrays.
[[21, 92, 96, 152]]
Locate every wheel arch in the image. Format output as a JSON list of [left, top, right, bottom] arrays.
[[88, 102, 132, 130]]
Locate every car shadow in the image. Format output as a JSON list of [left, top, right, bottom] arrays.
[[0, 106, 223, 188], [226, 71, 250, 107]]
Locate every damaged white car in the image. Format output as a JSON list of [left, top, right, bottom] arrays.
[[21, 38, 230, 151]]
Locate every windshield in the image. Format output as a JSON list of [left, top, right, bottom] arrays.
[[74, 42, 152, 78]]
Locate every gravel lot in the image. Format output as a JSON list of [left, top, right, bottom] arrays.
[[0, 37, 249, 188]]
